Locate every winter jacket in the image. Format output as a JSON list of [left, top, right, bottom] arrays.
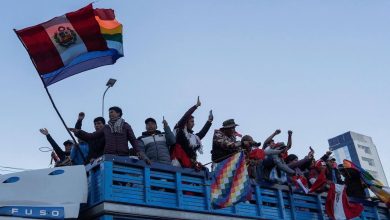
[[288, 156, 313, 170], [46, 134, 70, 162], [75, 119, 105, 160], [138, 126, 176, 165], [46, 134, 87, 165], [75, 122, 141, 157], [271, 154, 295, 175], [70, 142, 89, 165]]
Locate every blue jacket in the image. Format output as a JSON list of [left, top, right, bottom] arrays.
[[70, 143, 89, 165]]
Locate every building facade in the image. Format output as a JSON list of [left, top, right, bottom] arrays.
[[328, 131, 388, 186]]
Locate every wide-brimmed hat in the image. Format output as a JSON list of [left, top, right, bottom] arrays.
[[221, 119, 239, 129]]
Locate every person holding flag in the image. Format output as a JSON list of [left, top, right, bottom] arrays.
[[343, 159, 390, 207]]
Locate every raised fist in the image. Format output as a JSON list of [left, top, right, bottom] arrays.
[[78, 112, 85, 121], [39, 128, 49, 136]]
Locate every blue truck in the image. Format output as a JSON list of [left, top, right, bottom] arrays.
[[81, 155, 390, 220]]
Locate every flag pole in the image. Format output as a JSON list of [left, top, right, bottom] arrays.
[[13, 29, 87, 164], [40, 80, 87, 164], [42, 83, 78, 144]]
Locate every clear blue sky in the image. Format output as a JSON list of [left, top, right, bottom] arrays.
[[0, 1, 389, 182]]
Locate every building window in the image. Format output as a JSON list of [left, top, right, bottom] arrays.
[[361, 157, 375, 166], [332, 145, 351, 164], [358, 145, 372, 154]]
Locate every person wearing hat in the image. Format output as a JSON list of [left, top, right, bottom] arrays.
[[211, 119, 248, 164], [137, 117, 176, 165]]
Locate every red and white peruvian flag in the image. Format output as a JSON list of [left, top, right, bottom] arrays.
[[325, 183, 364, 220]]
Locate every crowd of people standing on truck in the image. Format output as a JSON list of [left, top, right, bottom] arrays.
[[39, 97, 369, 200]]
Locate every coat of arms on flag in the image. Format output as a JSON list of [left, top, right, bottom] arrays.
[[15, 4, 123, 87], [211, 151, 252, 209], [325, 183, 364, 220]]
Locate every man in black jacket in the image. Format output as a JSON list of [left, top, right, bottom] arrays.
[[39, 128, 73, 165], [74, 112, 105, 162]]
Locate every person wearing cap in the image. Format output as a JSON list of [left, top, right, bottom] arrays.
[[39, 128, 88, 165], [325, 157, 343, 184], [137, 117, 176, 165], [40, 128, 72, 163], [71, 106, 150, 164], [261, 140, 296, 183], [285, 148, 315, 192], [307, 159, 329, 193], [211, 119, 247, 164], [241, 135, 286, 180], [241, 135, 261, 179], [307, 151, 338, 192], [171, 97, 213, 168]]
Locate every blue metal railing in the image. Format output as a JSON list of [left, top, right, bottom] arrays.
[[82, 155, 390, 220]]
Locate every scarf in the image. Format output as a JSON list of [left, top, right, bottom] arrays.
[[174, 127, 204, 155], [183, 126, 203, 154], [108, 118, 125, 133]]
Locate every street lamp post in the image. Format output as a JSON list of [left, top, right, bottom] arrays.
[[102, 78, 117, 117]]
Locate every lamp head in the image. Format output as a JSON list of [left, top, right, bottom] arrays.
[[106, 78, 117, 87]]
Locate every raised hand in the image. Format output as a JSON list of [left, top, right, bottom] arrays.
[[162, 116, 168, 127], [308, 146, 314, 158], [78, 112, 85, 121], [39, 128, 49, 136], [288, 130, 293, 135], [208, 110, 213, 122], [196, 96, 201, 107], [144, 158, 152, 165], [274, 129, 281, 135]]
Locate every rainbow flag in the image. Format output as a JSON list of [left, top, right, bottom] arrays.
[[343, 159, 390, 207], [94, 8, 123, 57], [211, 152, 251, 209], [15, 4, 123, 86]]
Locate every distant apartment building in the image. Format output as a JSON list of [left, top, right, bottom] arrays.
[[328, 131, 388, 186]]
